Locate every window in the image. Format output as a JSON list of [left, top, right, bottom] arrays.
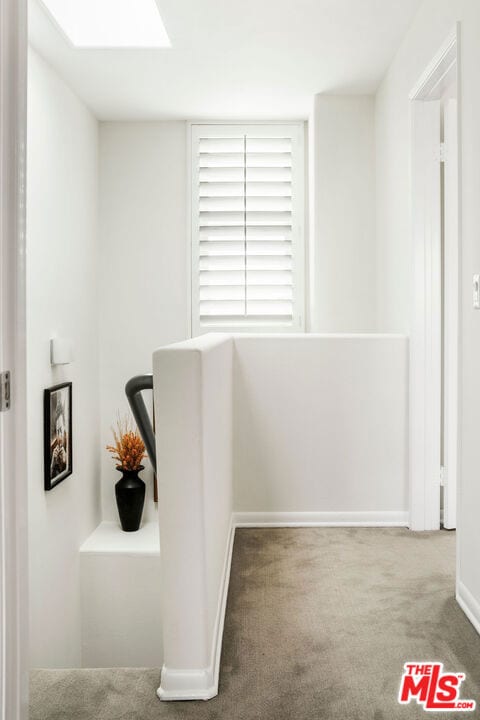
[[190, 123, 305, 335], [39, 0, 171, 48]]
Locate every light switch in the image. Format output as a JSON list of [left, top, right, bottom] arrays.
[[50, 337, 73, 365], [474, 275, 480, 309]]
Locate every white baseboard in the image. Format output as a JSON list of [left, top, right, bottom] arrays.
[[210, 516, 235, 695], [233, 510, 409, 527], [157, 667, 216, 701], [157, 517, 236, 701], [457, 580, 480, 637]]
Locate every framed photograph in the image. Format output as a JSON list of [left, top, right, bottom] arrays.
[[44, 382, 72, 490]]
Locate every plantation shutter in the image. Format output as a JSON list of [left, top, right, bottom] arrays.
[[191, 124, 304, 334]]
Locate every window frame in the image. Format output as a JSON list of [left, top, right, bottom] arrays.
[[188, 121, 305, 336]]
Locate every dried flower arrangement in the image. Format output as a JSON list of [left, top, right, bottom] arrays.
[[106, 415, 146, 472]]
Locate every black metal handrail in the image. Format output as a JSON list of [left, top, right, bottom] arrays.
[[125, 374, 156, 474]]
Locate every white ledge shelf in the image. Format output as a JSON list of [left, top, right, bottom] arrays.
[[80, 520, 163, 666], [80, 520, 160, 557]]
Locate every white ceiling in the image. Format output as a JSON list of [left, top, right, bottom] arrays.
[[29, 0, 423, 121]]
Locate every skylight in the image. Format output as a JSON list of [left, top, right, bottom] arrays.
[[39, 0, 171, 49]]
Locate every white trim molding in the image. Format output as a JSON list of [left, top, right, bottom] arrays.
[[409, 26, 458, 101], [409, 25, 459, 531], [0, 0, 28, 719], [456, 582, 480, 637], [234, 511, 409, 528]]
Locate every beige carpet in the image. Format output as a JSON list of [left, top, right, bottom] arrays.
[[30, 528, 480, 719]]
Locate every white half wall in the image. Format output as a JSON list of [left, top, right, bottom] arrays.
[[152, 332, 408, 699], [99, 122, 188, 523], [27, 48, 101, 667], [309, 95, 377, 332], [153, 334, 234, 700], [233, 334, 408, 515], [374, 1, 480, 632]]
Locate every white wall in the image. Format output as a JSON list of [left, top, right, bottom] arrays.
[[27, 48, 100, 667], [234, 334, 408, 516], [375, 1, 480, 626], [310, 95, 377, 332], [98, 122, 188, 522], [375, 6, 459, 333]]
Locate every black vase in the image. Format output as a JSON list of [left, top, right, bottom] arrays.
[[115, 466, 146, 532]]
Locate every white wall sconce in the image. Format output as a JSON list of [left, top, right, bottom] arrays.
[[50, 338, 73, 365]]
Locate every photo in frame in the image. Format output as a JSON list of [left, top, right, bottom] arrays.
[[44, 382, 72, 490]]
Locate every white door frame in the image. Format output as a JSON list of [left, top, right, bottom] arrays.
[[0, 0, 28, 718], [409, 25, 460, 531], [443, 97, 459, 529]]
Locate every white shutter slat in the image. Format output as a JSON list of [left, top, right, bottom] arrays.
[[199, 256, 292, 272], [199, 153, 244, 168], [247, 256, 292, 271], [198, 138, 244, 153], [199, 240, 292, 256], [199, 167, 293, 182], [200, 300, 245, 316], [200, 270, 245, 286], [246, 241, 292, 255], [199, 211, 244, 227], [200, 256, 245, 271], [246, 270, 292, 285], [247, 300, 293, 316], [199, 226, 245, 240], [200, 285, 293, 301], [200, 182, 244, 197], [246, 182, 292, 197], [200, 285, 245, 301], [199, 225, 292, 242], [247, 227, 292, 241], [248, 285, 293, 300], [245, 211, 291, 226], [200, 269, 293, 286], [246, 138, 292, 153], [200, 300, 293, 317], [199, 167, 244, 182], [199, 197, 292, 212], [199, 241, 245, 256], [199, 197, 244, 212], [246, 167, 292, 182], [246, 197, 292, 211], [246, 153, 292, 168]]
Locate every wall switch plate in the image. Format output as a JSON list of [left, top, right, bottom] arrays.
[[50, 337, 73, 365], [474, 275, 480, 309]]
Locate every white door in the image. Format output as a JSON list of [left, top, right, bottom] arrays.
[[443, 98, 459, 530], [0, 0, 28, 718]]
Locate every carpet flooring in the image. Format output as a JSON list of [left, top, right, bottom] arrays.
[[30, 528, 480, 719]]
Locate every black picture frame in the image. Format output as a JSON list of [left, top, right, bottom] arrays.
[[44, 382, 72, 490]]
